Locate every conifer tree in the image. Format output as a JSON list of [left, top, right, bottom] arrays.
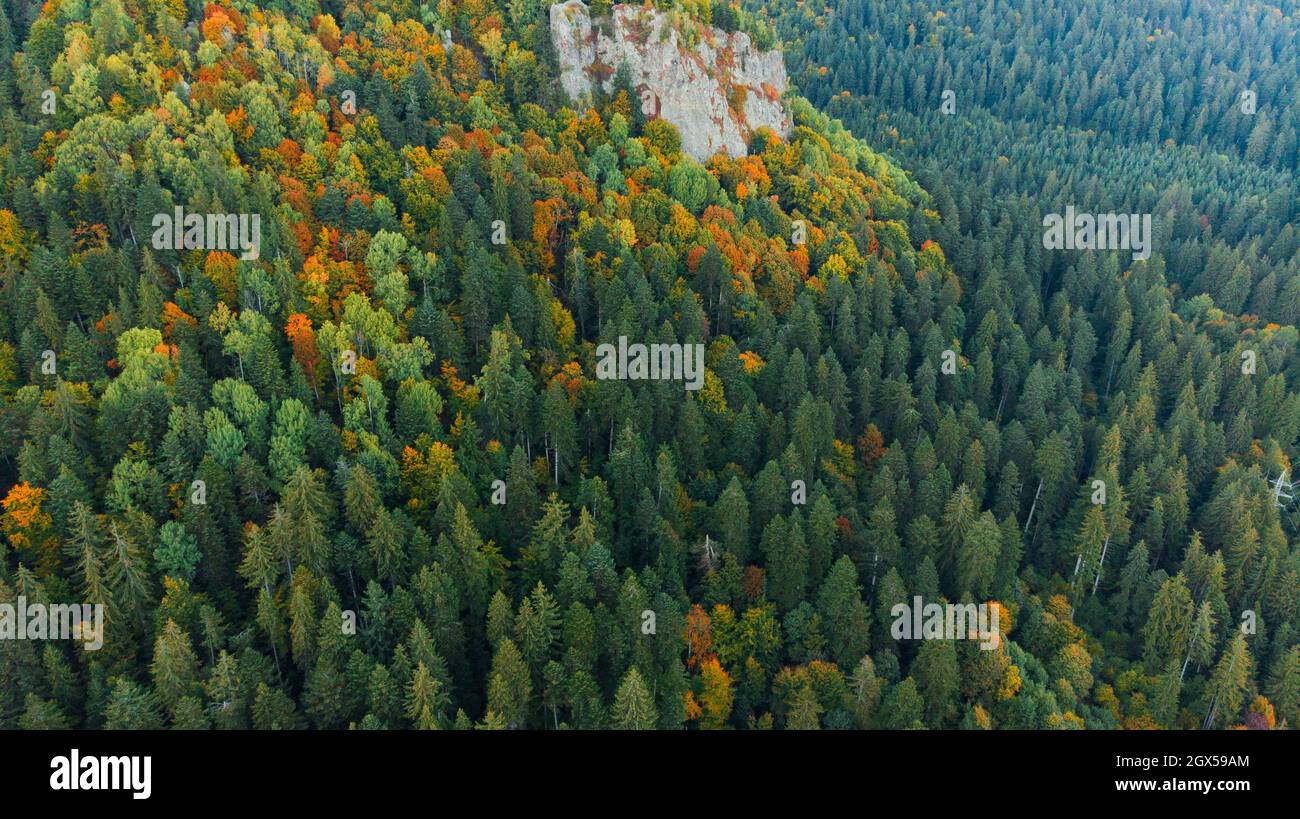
[[612, 667, 658, 729]]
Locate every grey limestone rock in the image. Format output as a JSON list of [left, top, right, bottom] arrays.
[[549, 1, 791, 161]]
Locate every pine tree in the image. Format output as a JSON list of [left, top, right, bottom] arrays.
[[913, 639, 960, 728], [150, 620, 198, 711], [817, 556, 871, 669], [102, 677, 164, 730], [714, 475, 751, 563], [1143, 573, 1193, 672], [612, 667, 658, 729], [407, 662, 450, 729], [252, 683, 305, 730], [957, 511, 1001, 599], [1152, 661, 1182, 727], [786, 682, 823, 730], [878, 677, 924, 730], [1267, 646, 1300, 728], [769, 511, 808, 612], [487, 639, 532, 729], [19, 694, 70, 730], [1203, 634, 1252, 729]]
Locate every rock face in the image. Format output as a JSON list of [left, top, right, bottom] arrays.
[[549, 1, 791, 161]]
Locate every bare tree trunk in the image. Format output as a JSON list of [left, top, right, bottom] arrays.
[[1023, 478, 1044, 533], [1092, 536, 1110, 595]]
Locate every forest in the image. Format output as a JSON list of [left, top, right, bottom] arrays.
[[0, 0, 1296, 730]]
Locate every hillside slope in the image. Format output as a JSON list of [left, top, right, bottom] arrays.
[[0, 0, 1294, 731]]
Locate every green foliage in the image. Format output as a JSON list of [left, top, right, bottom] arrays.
[[0, 0, 1292, 732]]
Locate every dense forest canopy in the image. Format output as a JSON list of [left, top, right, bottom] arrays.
[[0, 0, 1296, 730], [755, 0, 1300, 325]]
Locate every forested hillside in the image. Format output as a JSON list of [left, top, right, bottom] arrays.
[[758, 0, 1300, 325], [0, 0, 1296, 731]]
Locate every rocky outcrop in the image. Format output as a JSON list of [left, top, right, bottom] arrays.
[[549, 1, 791, 161]]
